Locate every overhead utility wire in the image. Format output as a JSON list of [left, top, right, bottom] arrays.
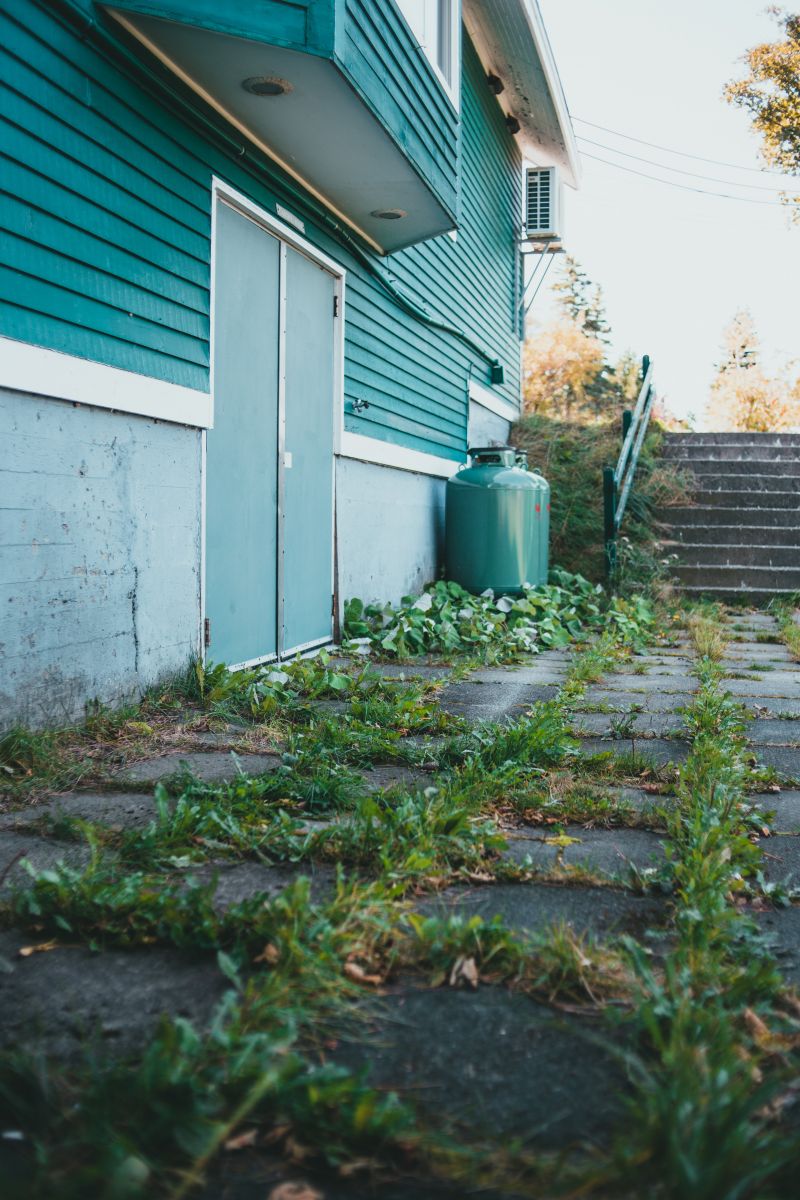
[[577, 135, 793, 191], [581, 151, 800, 205], [574, 116, 794, 176]]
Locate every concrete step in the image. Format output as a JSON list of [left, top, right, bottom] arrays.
[[692, 490, 800, 509], [671, 543, 800, 568], [689, 474, 800, 492], [661, 524, 800, 547], [672, 563, 800, 590], [663, 506, 800, 528], [663, 446, 800, 463], [678, 585, 800, 604], [665, 432, 800, 446], [670, 459, 800, 476]]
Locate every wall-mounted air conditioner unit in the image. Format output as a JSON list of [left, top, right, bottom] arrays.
[[524, 166, 564, 240]]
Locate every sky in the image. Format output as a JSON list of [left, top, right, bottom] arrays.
[[534, 0, 800, 426]]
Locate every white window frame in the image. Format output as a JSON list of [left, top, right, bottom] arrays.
[[395, 0, 461, 109]]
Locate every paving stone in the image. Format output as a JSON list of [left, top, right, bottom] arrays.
[[570, 712, 686, 737], [754, 746, 800, 781], [749, 791, 800, 833], [438, 680, 558, 723], [574, 737, 690, 766], [590, 674, 698, 694], [579, 689, 696, 713], [746, 718, 800, 746], [0, 931, 227, 1060], [468, 665, 569, 685], [619, 658, 696, 674], [757, 833, 800, 885], [184, 860, 337, 910], [417, 881, 667, 940], [359, 763, 436, 792], [744, 698, 800, 717], [110, 751, 282, 786], [723, 646, 794, 663], [0, 831, 91, 890], [330, 983, 627, 1148], [757, 906, 800, 985], [724, 674, 800, 699], [503, 826, 666, 875], [0, 790, 160, 832]]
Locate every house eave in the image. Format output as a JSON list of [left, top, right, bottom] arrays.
[[463, 0, 581, 188]]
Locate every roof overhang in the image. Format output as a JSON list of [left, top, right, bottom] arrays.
[[463, 0, 581, 188]]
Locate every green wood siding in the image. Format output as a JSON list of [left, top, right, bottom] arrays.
[[0, 1, 520, 459], [336, 0, 459, 221]]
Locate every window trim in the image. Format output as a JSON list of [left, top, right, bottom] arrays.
[[395, 0, 461, 110]]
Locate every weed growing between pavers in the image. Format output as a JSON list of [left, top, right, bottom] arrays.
[[605, 610, 800, 1200], [0, 602, 663, 1197]]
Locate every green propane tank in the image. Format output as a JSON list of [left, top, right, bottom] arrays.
[[445, 446, 549, 594], [514, 449, 550, 586]]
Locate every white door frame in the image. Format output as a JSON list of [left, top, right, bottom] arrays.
[[204, 177, 346, 669]]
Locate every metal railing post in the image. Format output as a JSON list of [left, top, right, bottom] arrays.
[[603, 465, 617, 577]]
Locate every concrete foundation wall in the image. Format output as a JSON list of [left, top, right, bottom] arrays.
[[336, 457, 446, 605], [1, 390, 202, 728]]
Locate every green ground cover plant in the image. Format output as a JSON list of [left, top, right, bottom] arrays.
[[511, 414, 691, 586]]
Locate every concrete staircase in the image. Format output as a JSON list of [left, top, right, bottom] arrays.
[[660, 432, 800, 603]]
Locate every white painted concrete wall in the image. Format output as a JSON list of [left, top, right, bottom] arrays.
[[1, 390, 202, 728], [336, 456, 446, 605]]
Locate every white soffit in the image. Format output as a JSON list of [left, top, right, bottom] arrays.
[[463, 0, 581, 187]]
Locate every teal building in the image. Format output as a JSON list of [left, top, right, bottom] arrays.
[[0, 0, 578, 724]]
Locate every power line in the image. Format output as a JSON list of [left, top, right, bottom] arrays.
[[574, 115, 795, 177], [577, 135, 793, 192], [581, 151, 800, 205]]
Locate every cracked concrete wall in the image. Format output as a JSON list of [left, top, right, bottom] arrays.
[[1, 389, 202, 729], [335, 457, 446, 605]]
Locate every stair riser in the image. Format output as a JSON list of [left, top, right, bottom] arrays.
[[665, 433, 800, 446], [663, 447, 800, 463], [662, 525, 800, 547], [672, 546, 800, 568], [678, 586, 800, 603], [663, 507, 800, 528], [689, 475, 800, 492], [693, 491, 800, 509], [673, 564, 800, 589], [668, 460, 800, 476]]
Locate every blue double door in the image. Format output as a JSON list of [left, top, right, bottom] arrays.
[[206, 199, 337, 667]]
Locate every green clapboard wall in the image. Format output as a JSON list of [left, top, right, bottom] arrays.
[[0, 1, 521, 463]]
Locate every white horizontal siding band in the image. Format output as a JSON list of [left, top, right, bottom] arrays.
[[468, 379, 519, 421], [0, 335, 212, 427], [338, 431, 460, 478]]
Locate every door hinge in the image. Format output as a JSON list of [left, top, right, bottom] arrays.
[[204, 617, 211, 648], [333, 295, 339, 318]]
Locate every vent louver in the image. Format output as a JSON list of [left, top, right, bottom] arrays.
[[524, 167, 563, 239]]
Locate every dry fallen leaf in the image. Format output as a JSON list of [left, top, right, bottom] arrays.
[[267, 1184, 323, 1200], [449, 955, 479, 989], [344, 961, 383, 987], [18, 940, 58, 958], [224, 1128, 258, 1152], [253, 942, 280, 965]]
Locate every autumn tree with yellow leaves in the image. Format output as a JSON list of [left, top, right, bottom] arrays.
[[725, 8, 800, 216], [706, 310, 800, 431]]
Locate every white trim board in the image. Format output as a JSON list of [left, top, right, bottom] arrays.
[[338, 431, 460, 479], [468, 379, 520, 422], [0, 336, 212, 427]]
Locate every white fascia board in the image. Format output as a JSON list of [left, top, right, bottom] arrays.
[[464, 0, 581, 189], [338, 431, 461, 479], [518, 1, 581, 187], [468, 379, 520, 421], [0, 336, 213, 427]]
